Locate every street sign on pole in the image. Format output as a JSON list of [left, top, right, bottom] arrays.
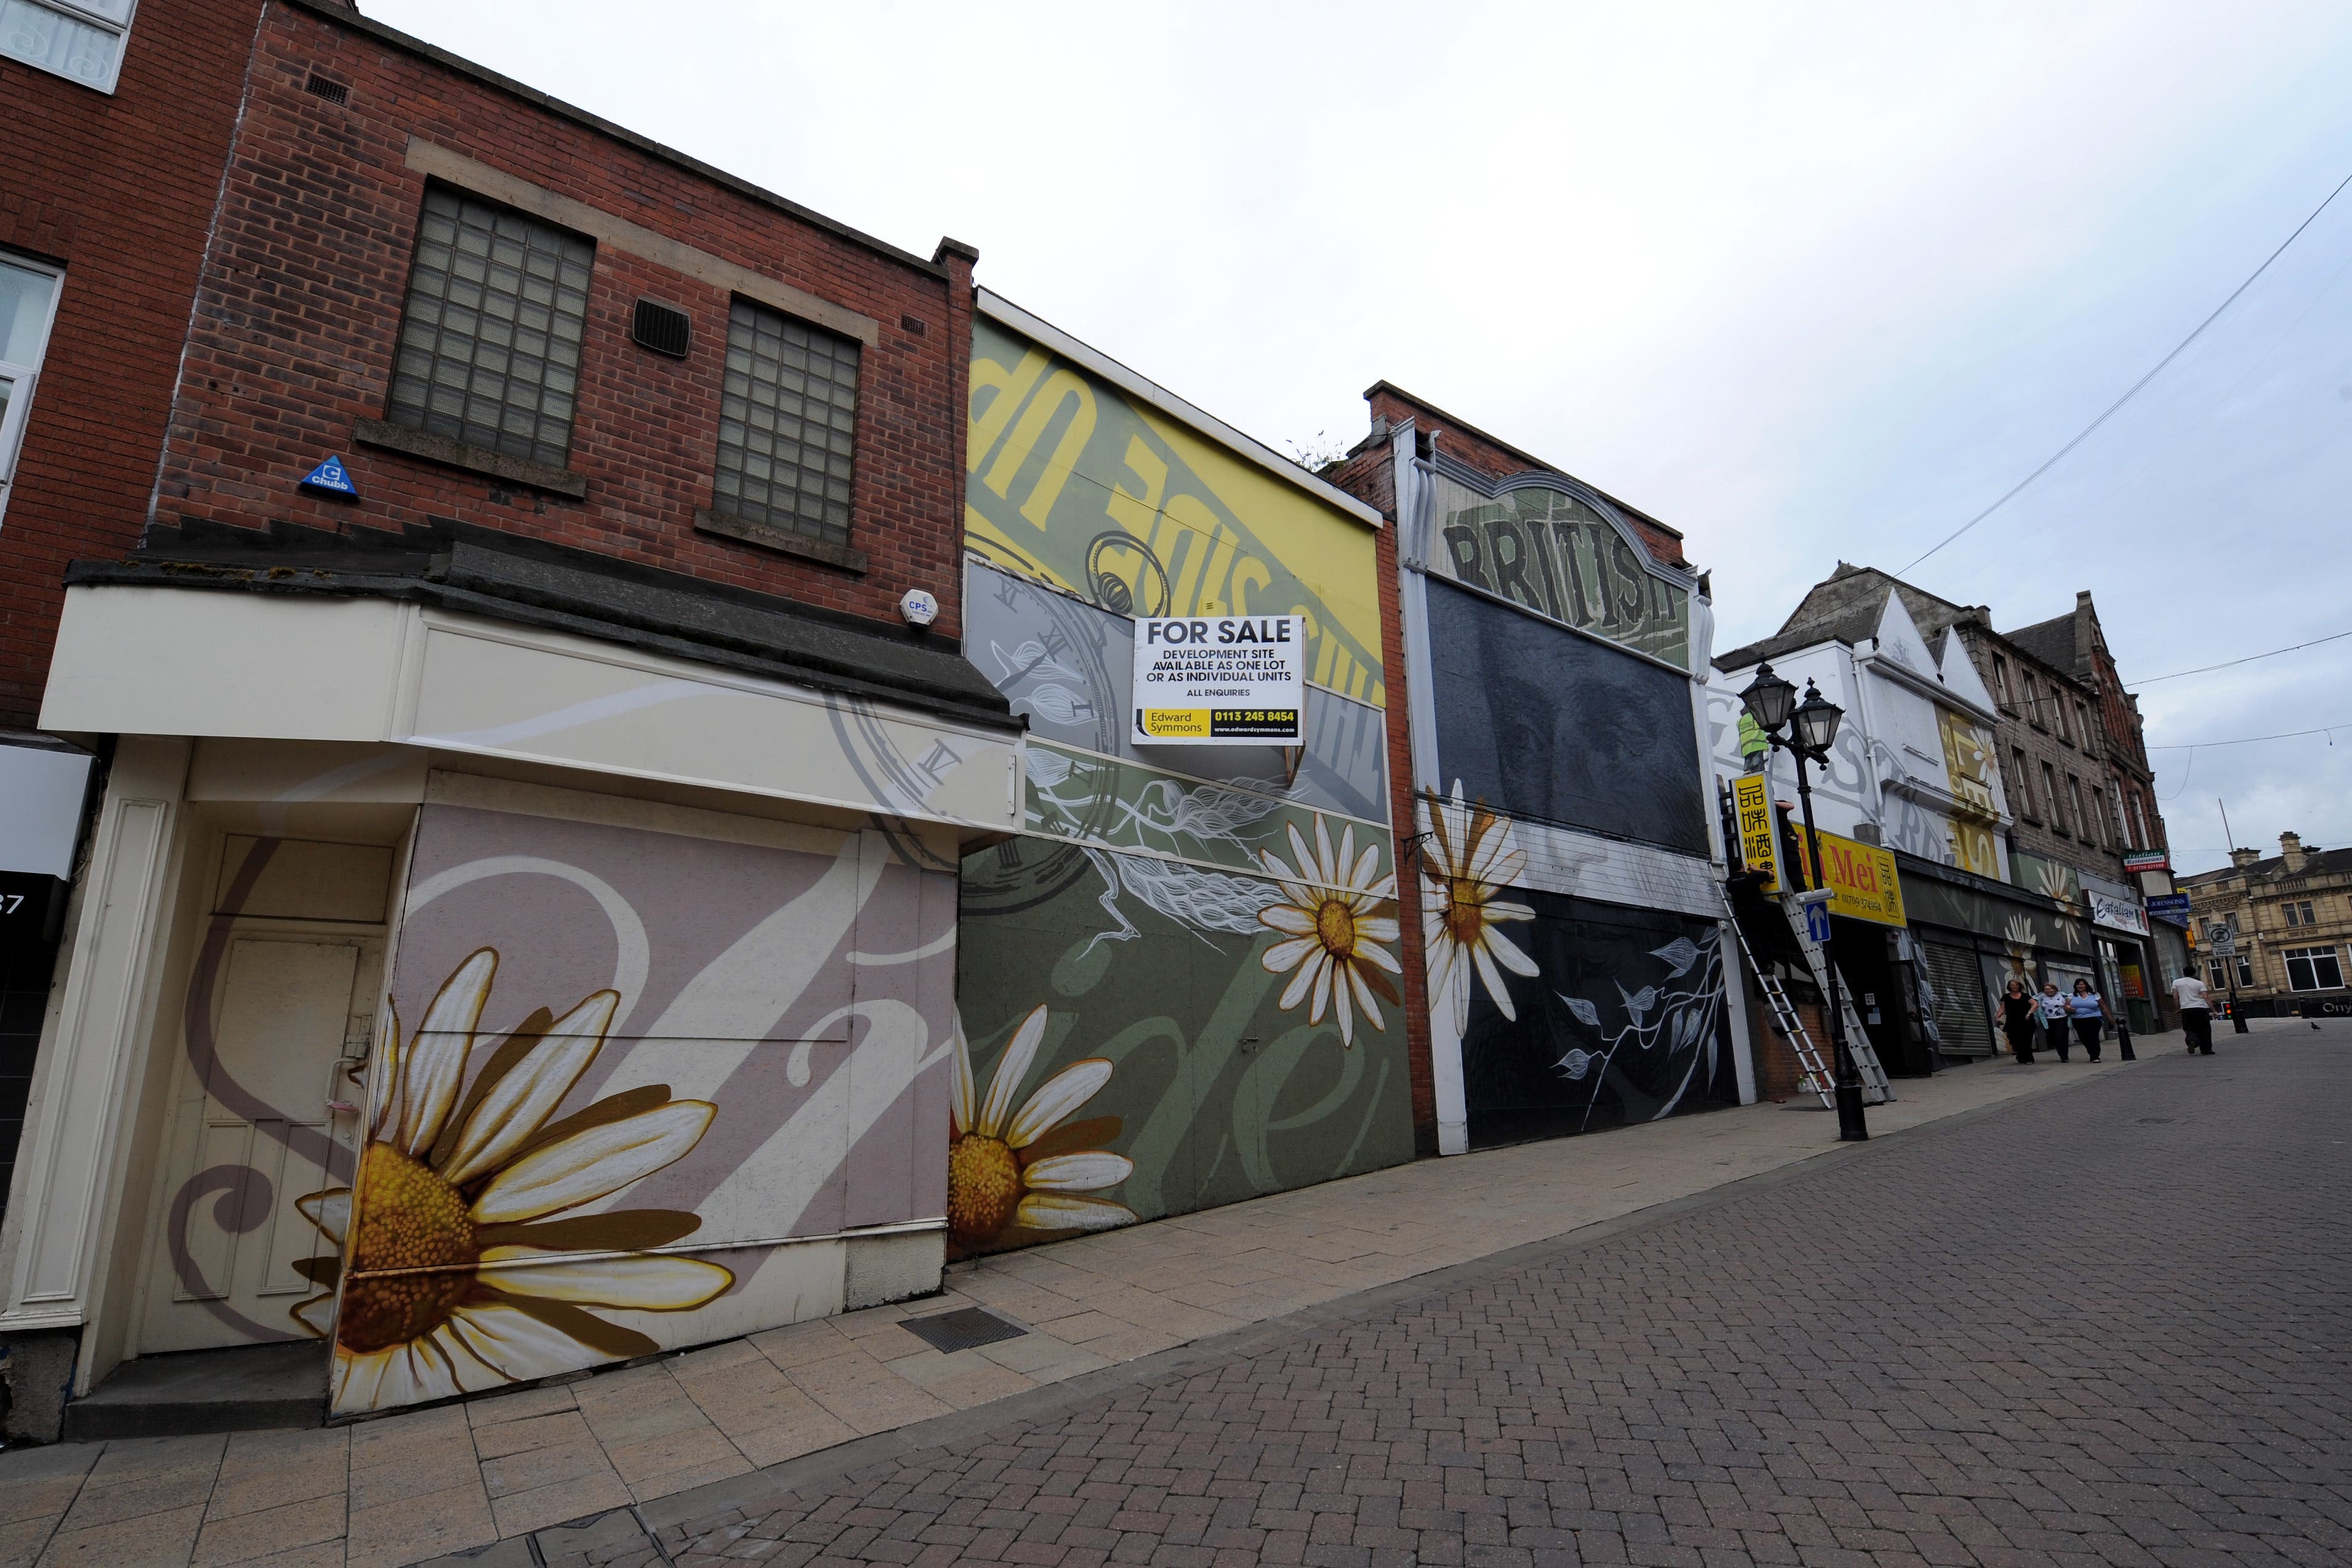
[[2204, 916, 2237, 957], [1798, 889, 1834, 945]]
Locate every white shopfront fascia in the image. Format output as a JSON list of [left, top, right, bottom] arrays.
[[39, 586, 1023, 837]]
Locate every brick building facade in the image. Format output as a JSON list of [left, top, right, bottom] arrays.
[[3, 0, 1023, 1439], [1329, 385, 1749, 1152], [0, 0, 270, 725]]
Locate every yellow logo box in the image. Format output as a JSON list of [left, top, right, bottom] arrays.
[[1140, 708, 1213, 739]]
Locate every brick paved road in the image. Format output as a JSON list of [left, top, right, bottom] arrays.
[[653, 1034, 2352, 1568]]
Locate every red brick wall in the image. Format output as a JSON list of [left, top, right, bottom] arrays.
[[1322, 435, 1440, 1152], [1363, 387, 1690, 569], [0, 0, 265, 725], [153, 3, 970, 640]]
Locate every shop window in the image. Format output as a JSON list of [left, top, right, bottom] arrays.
[[2210, 956, 2252, 989], [1, 0, 134, 92], [2284, 946, 2345, 992], [386, 186, 594, 472], [0, 254, 64, 528], [711, 297, 860, 549]]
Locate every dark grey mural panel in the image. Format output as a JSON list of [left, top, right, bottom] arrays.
[[1425, 577, 1706, 854], [1460, 891, 1737, 1148]]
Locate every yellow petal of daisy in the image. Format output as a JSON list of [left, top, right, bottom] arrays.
[[369, 1003, 404, 1143], [1278, 949, 1326, 1012], [441, 991, 614, 1186], [1260, 935, 1321, 975], [442, 1300, 597, 1383], [977, 1004, 1048, 1139], [950, 1013, 976, 1135], [296, 1188, 350, 1247], [1258, 904, 1318, 936], [475, 1254, 732, 1311], [1013, 1192, 1137, 1231], [419, 1324, 512, 1395], [1022, 1150, 1132, 1192], [1486, 927, 1541, 976], [333, 1346, 396, 1412], [400, 948, 497, 1157], [1345, 962, 1388, 1032], [1004, 1058, 1113, 1148], [1472, 942, 1520, 1022], [471, 1100, 714, 1224]]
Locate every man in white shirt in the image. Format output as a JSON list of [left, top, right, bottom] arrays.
[[2171, 971, 2213, 1055]]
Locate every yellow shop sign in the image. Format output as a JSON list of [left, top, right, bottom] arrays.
[[1732, 773, 1906, 927]]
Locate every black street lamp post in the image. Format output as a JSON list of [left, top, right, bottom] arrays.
[[1739, 662, 1871, 1143]]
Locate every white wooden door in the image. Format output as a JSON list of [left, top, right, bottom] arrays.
[[142, 934, 380, 1352]]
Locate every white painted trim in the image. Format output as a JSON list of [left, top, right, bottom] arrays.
[[4, 740, 190, 1349], [975, 289, 1383, 529]]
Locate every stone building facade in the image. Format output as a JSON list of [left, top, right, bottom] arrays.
[[2181, 834, 2352, 1017]]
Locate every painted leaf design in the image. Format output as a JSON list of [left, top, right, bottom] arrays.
[[1555, 1047, 1596, 1080], [1559, 994, 1601, 1028], [1616, 983, 1657, 1021], [1649, 937, 1699, 977]]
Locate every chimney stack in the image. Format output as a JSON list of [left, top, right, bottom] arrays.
[[2229, 847, 2261, 870], [2281, 831, 2307, 873]]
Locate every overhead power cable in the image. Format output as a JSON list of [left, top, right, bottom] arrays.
[[2146, 718, 2350, 750], [1899, 164, 2352, 573], [2131, 626, 2352, 685]]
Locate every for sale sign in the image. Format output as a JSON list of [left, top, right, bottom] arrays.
[[1132, 615, 1305, 745]]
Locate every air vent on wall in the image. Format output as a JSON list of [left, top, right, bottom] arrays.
[[304, 73, 348, 105], [632, 299, 692, 358]]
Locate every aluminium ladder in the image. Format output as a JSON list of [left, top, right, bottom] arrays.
[[1718, 882, 1893, 1107]]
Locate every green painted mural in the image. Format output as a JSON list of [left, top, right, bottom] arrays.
[[955, 304, 1409, 1256]]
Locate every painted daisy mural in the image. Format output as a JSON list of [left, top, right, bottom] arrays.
[[296, 948, 730, 1413], [1255, 816, 1401, 1047], [948, 1005, 1136, 1255], [1421, 782, 1539, 1029]]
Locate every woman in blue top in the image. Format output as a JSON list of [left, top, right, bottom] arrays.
[[2037, 982, 2074, 1061], [2067, 979, 2109, 1063]]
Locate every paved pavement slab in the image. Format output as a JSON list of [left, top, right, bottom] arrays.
[[641, 1023, 2352, 1567], [4, 1024, 2295, 1566]]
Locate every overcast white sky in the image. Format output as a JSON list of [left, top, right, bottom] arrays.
[[369, 0, 2352, 877]]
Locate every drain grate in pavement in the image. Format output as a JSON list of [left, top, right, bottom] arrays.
[[900, 1306, 1026, 1353]]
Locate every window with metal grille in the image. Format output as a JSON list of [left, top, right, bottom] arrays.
[[711, 298, 858, 547], [386, 187, 594, 472], [2284, 945, 2345, 992]]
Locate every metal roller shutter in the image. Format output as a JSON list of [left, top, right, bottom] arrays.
[[1919, 940, 1994, 1058]]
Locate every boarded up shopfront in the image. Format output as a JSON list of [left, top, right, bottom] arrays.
[[952, 296, 1410, 1256], [1345, 390, 1742, 1155]]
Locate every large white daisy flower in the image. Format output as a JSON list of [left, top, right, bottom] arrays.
[[1422, 782, 1539, 1031], [1254, 816, 1401, 1047], [296, 949, 730, 1414], [948, 1005, 1135, 1253]]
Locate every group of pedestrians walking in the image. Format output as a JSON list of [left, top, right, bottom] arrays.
[[1999, 976, 2127, 1064]]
